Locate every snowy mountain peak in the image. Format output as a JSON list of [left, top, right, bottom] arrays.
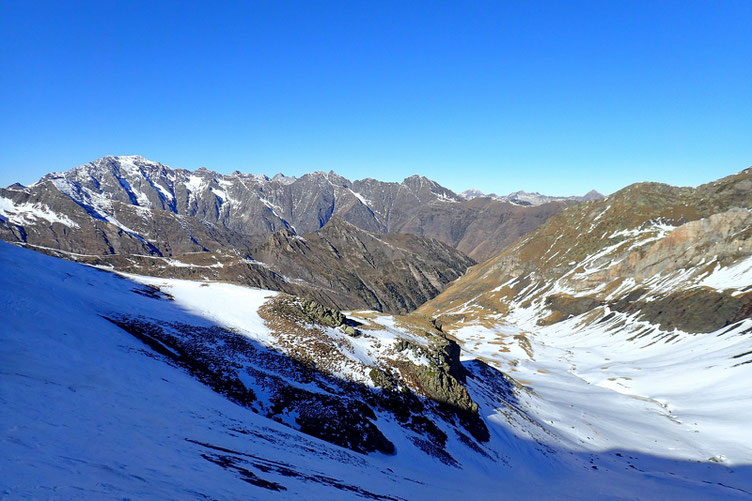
[[460, 187, 604, 206], [460, 188, 496, 199]]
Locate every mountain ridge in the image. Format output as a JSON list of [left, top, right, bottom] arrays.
[[421, 167, 752, 323], [8, 155, 582, 258], [460, 187, 604, 206], [0, 155, 585, 311]]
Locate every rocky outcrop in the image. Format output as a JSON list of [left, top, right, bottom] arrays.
[[262, 295, 347, 329], [392, 337, 476, 413], [250, 294, 491, 455]]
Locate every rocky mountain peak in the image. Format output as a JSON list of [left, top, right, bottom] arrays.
[[402, 174, 461, 202], [460, 188, 496, 199], [582, 189, 604, 200], [272, 173, 296, 184]]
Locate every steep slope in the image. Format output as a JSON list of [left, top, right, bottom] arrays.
[[250, 217, 475, 313], [391, 196, 573, 261], [11, 217, 474, 314], [3, 242, 751, 499]]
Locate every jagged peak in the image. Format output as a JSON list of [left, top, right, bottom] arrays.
[[272, 173, 296, 185], [96, 155, 166, 169], [108, 154, 148, 161], [507, 190, 542, 197], [403, 174, 431, 184]]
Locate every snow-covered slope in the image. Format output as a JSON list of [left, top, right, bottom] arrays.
[[3, 242, 752, 499], [448, 306, 752, 463]]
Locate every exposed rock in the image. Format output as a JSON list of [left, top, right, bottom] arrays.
[[368, 368, 395, 391], [539, 294, 603, 326], [391, 337, 476, 413], [267, 295, 346, 328], [613, 288, 752, 334], [105, 314, 396, 455]]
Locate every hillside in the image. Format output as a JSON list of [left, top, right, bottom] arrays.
[[420, 167, 752, 325], [408, 168, 752, 472], [3, 241, 751, 499]]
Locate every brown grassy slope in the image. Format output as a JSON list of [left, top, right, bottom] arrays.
[[418, 167, 752, 320]]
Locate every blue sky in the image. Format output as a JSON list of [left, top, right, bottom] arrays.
[[1, 1, 750, 195]]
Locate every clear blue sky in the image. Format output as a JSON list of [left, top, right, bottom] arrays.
[[1, 1, 750, 195]]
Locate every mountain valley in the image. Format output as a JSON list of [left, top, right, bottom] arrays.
[[2, 160, 752, 499]]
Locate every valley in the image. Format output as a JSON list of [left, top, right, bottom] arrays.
[[2, 159, 752, 499]]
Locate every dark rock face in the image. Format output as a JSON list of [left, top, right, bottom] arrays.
[[392, 337, 476, 413], [380, 327, 490, 444], [612, 288, 752, 334], [541, 289, 752, 333], [263, 295, 346, 329], [539, 294, 604, 326]]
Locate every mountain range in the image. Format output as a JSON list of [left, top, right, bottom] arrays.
[[460, 188, 603, 206], [0, 155, 591, 312]]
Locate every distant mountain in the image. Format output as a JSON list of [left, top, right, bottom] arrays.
[[459, 188, 490, 199], [0, 156, 585, 310], [460, 188, 604, 206], [390, 195, 573, 261], [25, 155, 467, 237]]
